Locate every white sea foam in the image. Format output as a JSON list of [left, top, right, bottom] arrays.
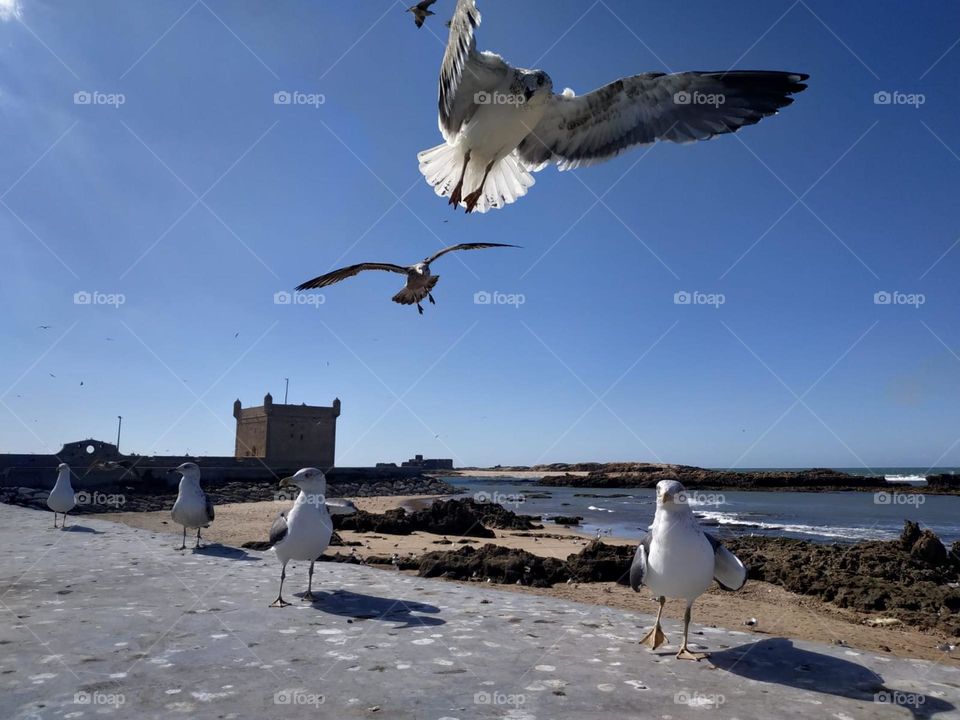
[[885, 474, 927, 483], [587, 505, 614, 513], [694, 510, 894, 541]]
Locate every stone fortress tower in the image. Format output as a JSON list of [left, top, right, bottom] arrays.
[[233, 393, 341, 469]]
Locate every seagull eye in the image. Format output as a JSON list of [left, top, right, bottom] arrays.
[[537, 76, 544, 86]]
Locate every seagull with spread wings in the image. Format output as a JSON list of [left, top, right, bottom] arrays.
[[418, 0, 809, 213], [407, 0, 438, 28], [295, 242, 517, 314]]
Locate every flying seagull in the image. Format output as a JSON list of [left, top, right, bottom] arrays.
[[268, 468, 357, 607], [170, 462, 214, 550], [418, 0, 809, 213], [407, 0, 438, 28], [630, 479, 747, 660], [46, 463, 76, 529], [296, 242, 518, 314]]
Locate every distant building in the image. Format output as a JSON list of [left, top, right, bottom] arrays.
[[401, 454, 453, 471], [233, 393, 340, 469]]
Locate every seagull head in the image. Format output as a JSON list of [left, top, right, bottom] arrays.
[[279, 467, 327, 498], [519, 70, 553, 104], [173, 462, 201, 481], [57, 462, 70, 475], [655, 479, 692, 512]]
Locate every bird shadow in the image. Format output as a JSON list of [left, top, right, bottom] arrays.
[[191, 544, 260, 562], [59, 525, 101, 534], [305, 589, 445, 628], [710, 638, 954, 719]]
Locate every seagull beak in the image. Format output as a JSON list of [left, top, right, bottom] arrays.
[[279, 477, 296, 489]]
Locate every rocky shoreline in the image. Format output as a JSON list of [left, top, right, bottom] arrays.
[[528, 463, 960, 493], [0, 475, 457, 515]]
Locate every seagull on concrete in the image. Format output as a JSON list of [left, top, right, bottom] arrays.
[[630, 479, 747, 660], [268, 468, 357, 607], [46, 463, 76, 529], [295, 242, 518, 314], [419, 0, 809, 213], [407, 0, 438, 28], [170, 462, 214, 550]]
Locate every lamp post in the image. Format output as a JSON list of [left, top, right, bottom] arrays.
[[116, 416, 122, 452], [284, 378, 289, 404]]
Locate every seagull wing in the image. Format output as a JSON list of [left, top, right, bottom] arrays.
[[629, 532, 652, 592], [518, 71, 809, 171], [269, 512, 288, 547], [438, 0, 510, 142], [204, 496, 215, 525], [424, 242, 519, 264], [295, 263, 409, 291], [325, 499, 358, 517], [705, 534, 748, 591]]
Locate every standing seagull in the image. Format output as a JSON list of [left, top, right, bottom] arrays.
[[268, 468, 357, 607], [296, 242, 518, 314], [630, 479, 747, 660], [46, 463, 76, 529], [170, 463, 214, 550], [419, 0, 808, 212], [407, 0, 438, 28]]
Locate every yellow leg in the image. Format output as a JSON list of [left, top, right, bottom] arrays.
[[639, 596, 668, 650], [676, 603, 709, 661]]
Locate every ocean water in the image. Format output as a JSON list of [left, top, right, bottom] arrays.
[[445, 474, 960, 545]]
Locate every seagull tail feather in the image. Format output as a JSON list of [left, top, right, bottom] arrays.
[[417, 145, 534, 213]]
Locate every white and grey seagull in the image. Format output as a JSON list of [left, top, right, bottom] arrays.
[[46, 463, 76, 529], [295, 242, 518, 314], [170, 462, 214, 550], [268, 468, 357, 607], [419, 0, 809, 213], [630, 479, 747, 660]]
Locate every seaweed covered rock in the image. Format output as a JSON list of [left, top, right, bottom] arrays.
[[549, 516, 583, 526], [334, 499, 541, 538], [565, 541, 634, 583], [418, 544, 569, 587]]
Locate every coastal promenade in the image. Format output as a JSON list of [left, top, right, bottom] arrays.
[[1, 504, 957, 719]]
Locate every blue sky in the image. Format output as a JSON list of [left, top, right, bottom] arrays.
[[1, 0, 959, 470]]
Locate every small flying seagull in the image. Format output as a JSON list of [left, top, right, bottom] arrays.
[[419, 0, 809, 212], [170, 462, 214, 550], [630, 479, 747, 660], [46, 463, 76, 529], [407, 0, 438, 28], [268, 468, 357, 607], [296, 242, 518, 314]]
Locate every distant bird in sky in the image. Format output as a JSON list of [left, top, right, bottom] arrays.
[[407, 0, 437, 28], [268, 468, 357, 607], [46, 463, 76, 529], [91, 459, 142, 480], [296, 242, 518, 314], [234, 332, 239, 338], [630, 480, 747, 660], [105, 337, 115, 341], [419, 0, 808, 212], [37, 325, 51, 330], [170, 462, 214, 550], [48, 373, 55, 378]]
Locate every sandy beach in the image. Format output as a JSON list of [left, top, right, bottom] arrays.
[[97, 494, 960, 664]]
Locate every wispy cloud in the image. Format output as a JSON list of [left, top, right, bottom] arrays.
[[0, 0, 22, 22]]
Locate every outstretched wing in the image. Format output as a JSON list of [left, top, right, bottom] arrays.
[[438, 0, 510, 142], [295, 263, 408, 291], [424, 242, 519, 264], [268, 512, 287, 547], [629, 532, 652, 592], [518, 71, 809, 171], [705, 534, 748, 591]]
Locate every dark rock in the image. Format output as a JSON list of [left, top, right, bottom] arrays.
[[549, 516, 583, 526], [334, 499, 540, 538], [418, 544, 569, 588], [565, 541, 634, 583], [900, 520, 921, 550], [912, 530, 948, 567]]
